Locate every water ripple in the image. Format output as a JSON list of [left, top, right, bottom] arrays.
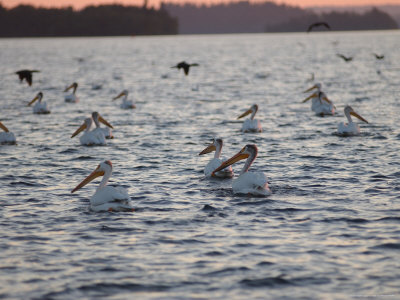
[[1, 32, 400, 299]]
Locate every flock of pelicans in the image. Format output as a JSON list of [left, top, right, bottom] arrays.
[[0, 64, 370, 212]]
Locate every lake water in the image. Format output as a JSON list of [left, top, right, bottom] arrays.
[[1, 31, 400, 299]]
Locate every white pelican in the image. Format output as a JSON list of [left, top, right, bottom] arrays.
[[71, 160, 133, 212], [91, 112, 113, 139], [64, 82, 79, 103], [199, 138, 234, 178], [28, 92, 50, 114], [0, 121, 16, 144], [303, 83, 335, 116], [237, 104, 262, 133], [338, 105, 369, 135], [71, 117, 106, 146], [113, 90, 136, 109], [212, 144, 271, 196]]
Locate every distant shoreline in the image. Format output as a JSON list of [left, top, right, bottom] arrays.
[[0, 4, 178, 37], [1, 29, 400, 39], [0, 2, 398, 37]]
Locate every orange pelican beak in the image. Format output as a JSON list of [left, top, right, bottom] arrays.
[[71, 165, 104, 193], [322, 96, 332, 104], [112, 91, 126, 101], [64, 83, 75, 92], [0, 121, 9, 132], [64, 85, 71, 92], [238, 108, 252, 119], [199, 143, 216, 155], [211, 147, 249, 176], [302, 93, 317, 103], [71, 122, 87, 138], [28, 95, 39, 106], [98, 115, 113, 129], [350, 111, 369, 124], [303, 85, 318, 93]]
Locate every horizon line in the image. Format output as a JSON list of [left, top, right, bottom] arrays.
[[2, 0, 400, 10]]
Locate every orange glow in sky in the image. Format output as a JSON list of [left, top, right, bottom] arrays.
[[2, 0, 400, 9]]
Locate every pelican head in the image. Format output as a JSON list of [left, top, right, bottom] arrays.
[[238, 104, 258, 120], [212, 144, 258, 176], [344, 105, 368, 123], [318, 91, 332, 104], [64, 82, 78, 93], [0, 121, 10, 132], [302, 91, 331, 104], [71, 117, 92, 138], [28, 92, 43, 106], [199, 138, 223, 155], [71, 160, 112, 193], [113, 90, 129, 101], [92, 112, 113, 129], [303, 83, 322, 93]]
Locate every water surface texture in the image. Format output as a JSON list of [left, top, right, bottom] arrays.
[[1, 32, 400, 299]]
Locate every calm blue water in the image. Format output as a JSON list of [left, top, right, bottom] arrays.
[[1, 31, 400, 299]]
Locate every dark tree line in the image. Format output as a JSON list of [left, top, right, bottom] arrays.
[[0, 4, 178, 37], [162, 1, 306, 34], [163, 1, 398, 34], [266, 8, 398, 32]]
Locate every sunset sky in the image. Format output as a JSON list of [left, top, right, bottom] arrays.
[[2, 0, 400, 9]]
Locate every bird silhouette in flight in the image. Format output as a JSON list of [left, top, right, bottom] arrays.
[[171, 61, 199, 75], [307, 22, 331, 32], [15, 69, 40, 86], [336, 54, 353, 62], [372, 53, 384, 60]]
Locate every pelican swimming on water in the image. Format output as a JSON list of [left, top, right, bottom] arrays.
[[212, 144, 271, 196], [0, 121, 16, 144], [91, 112, 114, 139], [199, 138, 234, 178], [303, 83, 335, 116], [237, 104, 262, 132], [71, 160, 133, 212], [338, 105, 369, 135], [71, 117, 106, 146], [113, 90, 136, 109], [64, 82, 79, 103], [28, 92, 50, 114]]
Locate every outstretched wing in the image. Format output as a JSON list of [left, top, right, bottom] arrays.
[[25, 72, 33, 86], [307, 22, 331, 32], [183, 65, 190, 75]]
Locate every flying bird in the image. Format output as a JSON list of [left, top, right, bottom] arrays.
[[307, 22, 331, 33], [171, 61, 199, 75], [336, 54, 353, 62], [373, 53, 384, 60], [15, 70, 40, 86]]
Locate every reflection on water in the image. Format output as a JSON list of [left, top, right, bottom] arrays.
[[0, 32, 400, 299]]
